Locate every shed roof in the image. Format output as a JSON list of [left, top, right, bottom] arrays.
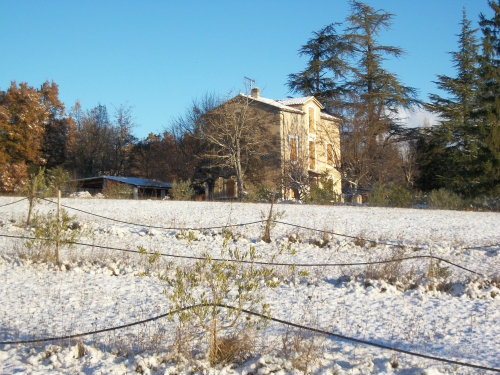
[[77, 176, 172, 189]]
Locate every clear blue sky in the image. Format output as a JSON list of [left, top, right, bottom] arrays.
[[0, 0, 493, 138]]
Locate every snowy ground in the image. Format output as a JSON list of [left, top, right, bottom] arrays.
[[0, 196, 499, 375]]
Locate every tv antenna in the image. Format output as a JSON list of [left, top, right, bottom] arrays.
[[244, 76, 255, 91]]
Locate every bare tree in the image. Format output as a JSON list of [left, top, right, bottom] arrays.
[[200, 94, 274, 198], [281, 159, 311, 200]]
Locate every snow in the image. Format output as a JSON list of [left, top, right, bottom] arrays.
[[0, 197, 499, 374]]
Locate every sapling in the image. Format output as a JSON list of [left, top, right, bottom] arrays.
[[25, 208, 83, 265], [164, 244, 278, 365], [23, 167, 47, 226], [261, 198, 285, 243]]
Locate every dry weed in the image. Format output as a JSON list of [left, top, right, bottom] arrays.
[[210, 331, 255, 366], [281, 328, 325, 374]]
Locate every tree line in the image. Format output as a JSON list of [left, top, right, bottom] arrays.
[[1, 0, 499, 202], [0, 81, 201, 192]]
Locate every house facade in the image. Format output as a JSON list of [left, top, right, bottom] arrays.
[[205, 88, 341, 200]]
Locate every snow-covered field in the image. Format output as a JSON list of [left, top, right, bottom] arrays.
[[0, 196, 499, 375]]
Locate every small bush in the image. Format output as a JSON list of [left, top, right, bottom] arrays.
[[470, 196, 500, 212], [427, 188, 465, 210], [364, 250, 406, 282], [170, 180, 194, 200], [427, 258, 451, 279], [102, 181, 133, 199], [304, 174, 338, 204], [367, 182, 389, 206], [244, 183, 276, 202], [368, 183, 412, 207], [47, 166, 72, 196], [388, 184, 412, 207], [24, 209, 83, 264], [281, 328, 325, 374], [23, 167, 48, 225], [164, 245, 278, 366]]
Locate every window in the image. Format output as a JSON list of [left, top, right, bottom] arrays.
[[326, 143, 334, 167], [308, 107, 315, 133], [309, 141, 315, 170], [289, 135, 298, 162]]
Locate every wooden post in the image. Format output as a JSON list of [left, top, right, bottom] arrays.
[[56, 189, 61, 267], [262, 194, 275, 243]]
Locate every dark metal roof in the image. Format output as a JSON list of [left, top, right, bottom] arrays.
[[76, 176, 172, 189]]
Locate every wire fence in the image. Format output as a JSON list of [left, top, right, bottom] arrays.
[[1, 197, 499, 278], [40, 197, 266, 230], [0, 197, 26, 208], [3, 197, 499, 252], [0, 233, 487, 277], [1, 197, 499, 372], [37, 197, 500, 251], [0, 303, 499, 373]]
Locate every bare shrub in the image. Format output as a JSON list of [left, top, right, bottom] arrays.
[[281, 328, 325, 374], [211, 331, 255, 365], [363, 248, 407, 282]]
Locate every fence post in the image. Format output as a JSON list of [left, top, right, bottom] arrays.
[[262, 195, 275, 243], [56, 189, 61, 267]]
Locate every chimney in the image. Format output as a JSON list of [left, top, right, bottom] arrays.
[[251, 87, 260, 98]]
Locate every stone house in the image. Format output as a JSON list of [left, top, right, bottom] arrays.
[[206, 88, 341, 200]]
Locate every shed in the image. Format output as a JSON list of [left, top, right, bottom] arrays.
[[76, 176, 172, 199]]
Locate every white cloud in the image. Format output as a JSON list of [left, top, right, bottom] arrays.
[[395, 106, 442, 128]]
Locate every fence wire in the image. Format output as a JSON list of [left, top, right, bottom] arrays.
[[0, 198, 26, 208], [1, 199, 499, 372], [0, 233, 486, 277], [37, 198, 500, 251], [0, 303, 498, 373], [40, 198, 265, 230]]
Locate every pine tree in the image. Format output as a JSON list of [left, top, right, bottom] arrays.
[[476, 0, 500, 196], [344, 0, 417, 141], [288, 1, 417, 189], [287, 23, 349, 113], [422, 9, 482, 196]]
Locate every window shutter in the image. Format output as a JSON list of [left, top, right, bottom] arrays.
[[308, 107, 315, 133]]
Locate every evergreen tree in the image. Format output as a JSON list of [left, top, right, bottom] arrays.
[[422, 9, 482, 196], [287, 23, 349, 113], [476, 0, 500, 196], [344, 0, 417, 141], [288, 1, 417, 189]]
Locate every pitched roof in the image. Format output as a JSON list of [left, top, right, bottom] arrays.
[[276, 96, 315, 106], [239, 93, 339, 120], [77, 176, 172, 188], [239, 94, 303, 114], [320, 112, 338, 120]]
